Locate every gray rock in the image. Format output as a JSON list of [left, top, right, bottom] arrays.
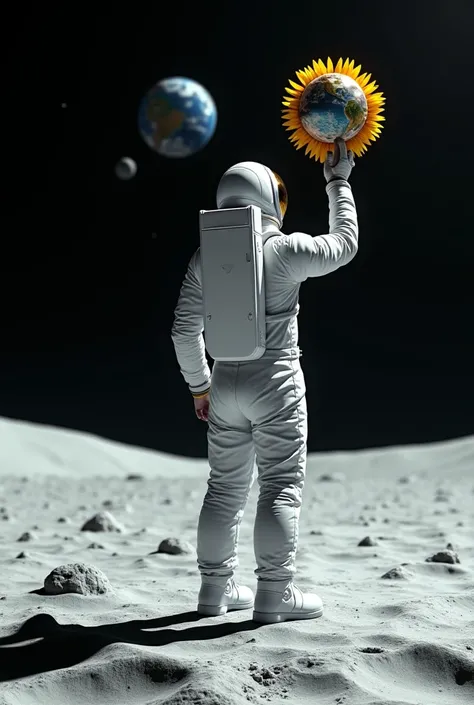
[[317, 472, 346, 483], [358, 536, 378, 547], [397, 475, 417, 484], [426, 549, 460, 564], [81, 511, 124, 533], [381, 566, 410, 579], [434, 487, 452, 502], [157, 537, 194, 555], [44, 562, 112, 595]]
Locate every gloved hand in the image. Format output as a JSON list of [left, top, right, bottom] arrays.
[[323, 137, 355, 183], [194, 392, 209, 422]]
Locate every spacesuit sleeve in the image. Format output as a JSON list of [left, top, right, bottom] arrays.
[[284, 179, 359, 282], [171, 248, 212, 397]]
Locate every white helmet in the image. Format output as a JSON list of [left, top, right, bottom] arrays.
[[216, 161, 288, 227]]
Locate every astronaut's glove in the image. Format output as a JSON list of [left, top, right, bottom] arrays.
[[324, 137, 355, 183]]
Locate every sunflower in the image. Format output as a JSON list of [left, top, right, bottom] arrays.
[[282, 57, 385, 162]]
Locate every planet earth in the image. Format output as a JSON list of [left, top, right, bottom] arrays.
[[299, 73, 368, 143], [138, 77, 217, 158]]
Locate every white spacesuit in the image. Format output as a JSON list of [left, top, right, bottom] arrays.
[[171, 140, 358, 623]]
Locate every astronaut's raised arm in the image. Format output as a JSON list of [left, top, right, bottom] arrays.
[[171, 248, 212, 397], [283, 179, 359, 282]]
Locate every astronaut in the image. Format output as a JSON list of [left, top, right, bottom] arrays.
[[171, 138, 358, 623]]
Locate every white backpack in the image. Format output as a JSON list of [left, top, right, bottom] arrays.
[[199, 205, 275, 362]]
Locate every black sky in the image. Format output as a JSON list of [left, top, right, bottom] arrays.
[[1, 2, 473, 458]]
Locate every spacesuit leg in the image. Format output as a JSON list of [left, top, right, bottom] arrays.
[[197, 362, 256, 582], [250, 358, 308, 583]]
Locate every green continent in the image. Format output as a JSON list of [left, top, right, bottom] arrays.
[[344, 99, 365, 133], [322, 76, 344, 98]]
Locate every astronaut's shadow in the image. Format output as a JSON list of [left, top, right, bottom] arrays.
[[0, 601, 260, 681]]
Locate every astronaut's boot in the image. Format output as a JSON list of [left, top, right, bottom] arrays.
[[252, 579, 323, 624], [197, 576, 254, 616]]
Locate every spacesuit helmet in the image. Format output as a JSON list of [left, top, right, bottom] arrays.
[[216, 161, 288, 227]]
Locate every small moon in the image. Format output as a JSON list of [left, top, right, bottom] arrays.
[[115, 157, 137, 181]]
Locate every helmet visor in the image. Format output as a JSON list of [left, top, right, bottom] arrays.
[[271, 170, 288, 218]]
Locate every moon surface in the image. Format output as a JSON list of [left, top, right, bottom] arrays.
[[0, 416, 472, 703]]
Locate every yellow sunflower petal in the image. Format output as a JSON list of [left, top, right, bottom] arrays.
[[288, 80, 302, 91], [311, 59, 323, 76]]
